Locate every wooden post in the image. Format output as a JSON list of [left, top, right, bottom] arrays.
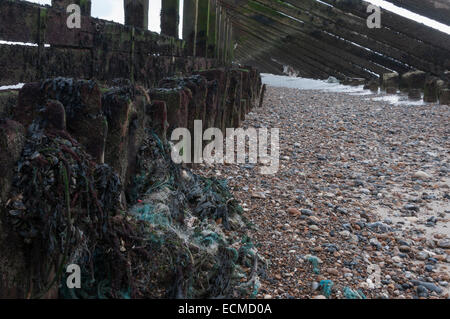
[[218, 6, 226, 63], [124, 0, 149, 30], [183, 0, 198, 56], [124, 0, 148, 82], [224, 15, 230, 64], [38, 6, 47, 79], [228, 22, 234, 63], [196, 0, 210, 57], [215, 3, 221, 60], [161, 0, 180, 38], [207, 0, 217, 58]]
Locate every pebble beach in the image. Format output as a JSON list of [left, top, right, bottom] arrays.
[[194, 80, 450, 299]]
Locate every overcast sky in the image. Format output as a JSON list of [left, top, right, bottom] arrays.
[[26, 0, 450, 36], [27, 0, 173, 34]]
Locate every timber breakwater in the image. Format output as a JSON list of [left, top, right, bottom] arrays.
[[0, 0, 265, 299]]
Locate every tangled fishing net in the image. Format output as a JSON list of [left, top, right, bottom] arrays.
[[125, 131, 267, 298], [6, 114, 266, 298], [6, 117, 154, 298]]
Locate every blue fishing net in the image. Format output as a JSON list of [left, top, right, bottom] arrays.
[[306, 256, 321, 274], [319, 280, 333, 298], [344, 287, 366, 299], [134, 204, 171, 227]]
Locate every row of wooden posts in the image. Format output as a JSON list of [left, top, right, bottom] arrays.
[[51, 0, 234, 63]]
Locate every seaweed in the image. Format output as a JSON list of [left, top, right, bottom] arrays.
[[7, 121, 150, 298], [5, 97, 265, 299], [123, 131, 267, 299]]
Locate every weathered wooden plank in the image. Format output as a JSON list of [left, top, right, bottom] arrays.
[[42, 46, 92, 79], [197, 0, 210, 57], [235, 24, 327, 75], [229, 0, 440, 74], [235, 35, 286, 71], [0, 43, 206, 89], [253, 0, 449, 72], [229, 6, 391, 78], [161, 0, 180, 38], [0, 0, 185, 56], [124, 0, 149, 30], [44, 6, 97, 48], [0, 44, 39, 86], [390, 0, 450, 25], [320, 0, 450, 52], [207, 0, 218, 58], [233, 3, 408, 74], [183, 0, 199, 56], [251, 46, 326, 78], [223, 14, 231, 63], [0, 44, 92, 86], [235, 24, 349, 79], [0, 0, 40, 44], [266, 45, 334, 79], [217, 4, 225, 62]]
